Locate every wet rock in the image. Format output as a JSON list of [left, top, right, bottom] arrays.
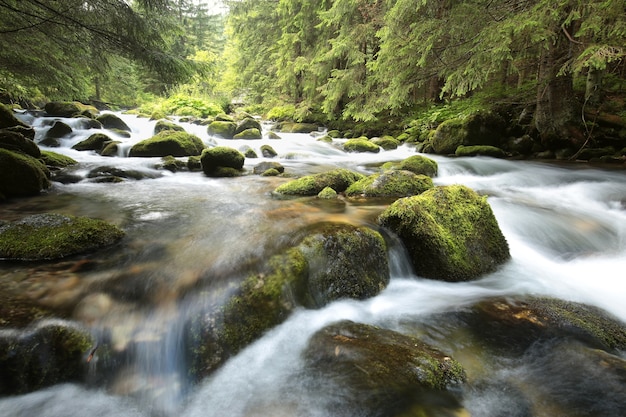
[[317, 186, 337, 199], [87, 166, 161, 181], [43, 101, 83, 118], [253, 161, 284, 175], [298, 223, 389, 307], [279, 122, 320, 133], [40, 150, 78, 169], [96, 113, 131, 132], [0, 148, 50, 197], [154, 119, 185, 135], [0, 128, 40, 157], [0, 104, 31, 130], [455, 145, 507, 158], [345, 170, 434, 198], [0, 320, 94, 395], [302, 320, 466, 416], [41, 120, 72, 146], [0, 213, 124, 261], [273, 168, 364, 196], [371, 135, 399, 150], [260, 144, 277, 158], [207, 120, 237, 139], [385, 154, 439, 177], [378, 184, 510, 281], [158, 155, 187, 172], [235, 117, 262, 135], [233, 128, 262, 139], [72, 133, 113, 152], [343, 137, 380, 153], [129, 131, 205, 157], [200, 146, 245, 177], [101, 140, 122, 157]]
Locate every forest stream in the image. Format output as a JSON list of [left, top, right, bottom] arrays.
[[1, 112, 626, 417]]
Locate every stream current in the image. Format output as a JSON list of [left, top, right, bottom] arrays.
[[1, 112, 625, 416]]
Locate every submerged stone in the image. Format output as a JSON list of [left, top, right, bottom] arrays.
[[0, 213, 124, 260], [378, 184, 510, 281]]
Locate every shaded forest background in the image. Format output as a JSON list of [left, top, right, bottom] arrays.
[[1, 0, 625, 146]]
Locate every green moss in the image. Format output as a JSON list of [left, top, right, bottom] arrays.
[[317, 186, 337, 199], [378, 185, 510, 281], [39, 150, 78, 168], [261, 168, 280, 176], [371, 135, 400, 150], [343, 137, 381, 153], [207, 121, 237, 139], [431, 119, 466, 154], [72, 133, 112, 152], [200, 146, 245, 176], [0, 148, 50, 197], [154, 119, 185, 134], [395, 155, 439, 177], [220, 248, 308, 353], [129, 131, 205, 157], [455, 145, 506, 158], [233, 128, 262, 139], [0, 213, 124, 260], [345, 170, 434, 198], [274, 168, 365, 196]]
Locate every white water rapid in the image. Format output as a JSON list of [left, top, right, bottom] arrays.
[[1, 112, 625, 417]]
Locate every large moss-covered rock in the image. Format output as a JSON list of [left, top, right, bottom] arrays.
[[233, 128, 262, 139], [200, 146, 245, 177], [207, 120, 237, 139], [383, 154, 438, 177], [96, 113, 131, 132], [302, 320, 466, 416], [0, 213, 124, 260], [129, 131, 205, 157], [154, 119, 185, 135], [371, 135, 400, 150], [0, 129, 40, 158], [0, 104, 30, 129], [378, 185, 510, 281], [431, 112, 506, 155], [431, 119, 466, 154], [279, 122, 320, 133], [235, 117, 262, 134], [343, 137, 380, 153], [298, 223, 389, 307], [40, 150, 78, 168], [0, 320, 94, 395], [186, 248, 308, 380], [0, 148, 50, 197], [72, 133, 112, 152], [273, 168, 364, 196], [43, 101, 83, 118], [345, 170, 434, 198]]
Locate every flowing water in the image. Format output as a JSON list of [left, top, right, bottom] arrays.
[[1, 112, 626, 416]]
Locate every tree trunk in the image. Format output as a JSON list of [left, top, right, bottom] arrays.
[[534, 31, 582, 149]]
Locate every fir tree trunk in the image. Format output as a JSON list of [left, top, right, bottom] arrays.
[[534, 30, 583, 149]]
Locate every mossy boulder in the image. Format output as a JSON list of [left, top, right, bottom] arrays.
[[302, 320, 466, 416], [0, 148, 50, 197], [371, 135, 400, 150], [200, 146, 245, 177], [215, 113, 235, 122], [43, 101, 83, 118], [343, 137, 381, 153], [41, 121, 72, 146], [101, 141, 122, 157], [455, 145, 507, 158], [39, 150, 78, 168], [233, 128, 262, 140], [431, 112, 506, 155], [378, 185, 510, 281], [154, 119, 186, 135], [253, 161, 284, 175], [261, 144, 277, 158], [0, 129, 40, 158], [207, 120, 237, 139], [0, 104, 30, 129], [279, 122, 320, 133], [0, 213, 124, 260], [317, 186, 337, 199], [298, 223, 389, 307], [460, 296, 626, 356], [186, 247, 308, 380], [96, 113, 131, 132], [382, 154, 438, 177], [345, 170, 434, 198], [72, 133, 112, 152], [273, 168, 364, 196], [431, 119, 466, 154], [0, 320, 94, 395], [235, 117, 262, 134], [129, 131, 205, 157], [158, 155, 187, 172]]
